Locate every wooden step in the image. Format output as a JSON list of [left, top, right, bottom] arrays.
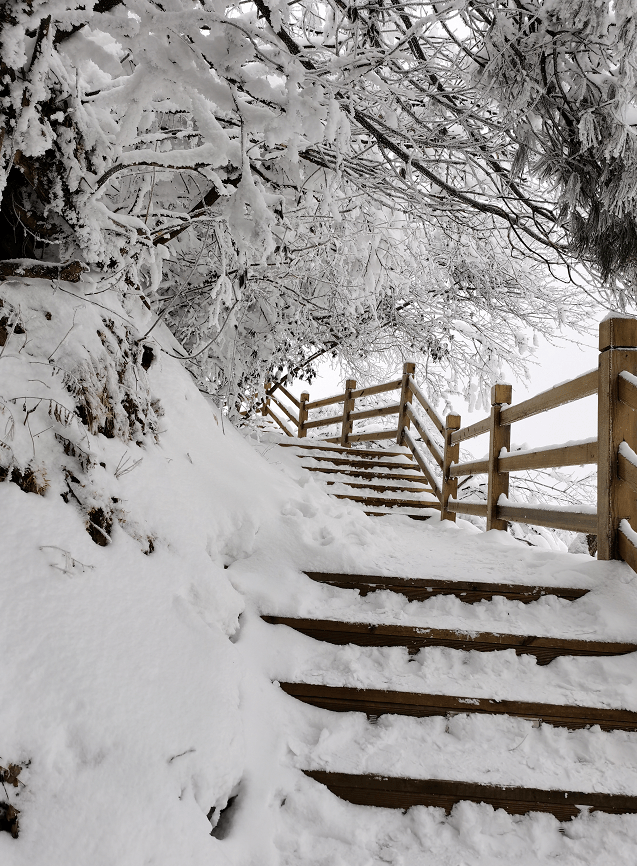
[[364, 510, 435, 520], [298, 455, 418, 472], [261, 617, 637, 665], [305, 466, 425, 483], [333, 493, 435, 509], [279, 442, 410, 459], [304, 771, 637, 819], [303, 572, 589, 603], [280, 683, 637, 731], [325, 481, 431, 494]]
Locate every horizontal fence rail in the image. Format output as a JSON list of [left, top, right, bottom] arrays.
[[259, 317, 637, 575]]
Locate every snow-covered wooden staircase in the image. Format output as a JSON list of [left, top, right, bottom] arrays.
[[263, 570, 637, 819], [277, 441, 439, 519], [255, 318, 637, 826]]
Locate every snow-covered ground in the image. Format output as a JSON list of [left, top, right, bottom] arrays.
[[2, 279, 637, 864]]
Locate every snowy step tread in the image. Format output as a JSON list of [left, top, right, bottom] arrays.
[[333, 493, 435, 508], [303, 770, 637, 820], [303, 572, 589, 603], [261, 616, 637, 664], [279, 683, 637, 731], [278, 442, 412, 459], [325, 480, 431, 494], [305, 466, 427, 483]]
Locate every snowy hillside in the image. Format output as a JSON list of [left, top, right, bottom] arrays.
[[2, 278, 637, 865]]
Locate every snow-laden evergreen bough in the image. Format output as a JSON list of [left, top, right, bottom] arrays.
[[1, 0, 633, 410]]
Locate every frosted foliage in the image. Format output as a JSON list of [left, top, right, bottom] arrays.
[[0, 0, 630, 412]]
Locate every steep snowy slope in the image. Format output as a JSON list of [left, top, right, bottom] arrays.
[[0, 277, 363, 864]]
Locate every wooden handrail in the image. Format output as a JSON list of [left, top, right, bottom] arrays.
[[450, 415, 490, 446], [350, 403, 401, 423], [500, 369, 597, 427], [305, 392, 347, 411], [497, 503, 597, 534], [618, 444, 637, 493], [499, 439, 597, 473], [619, 372, 637, 411], [304, 412, 343, 430], [408, 376, 444, 434], [270, 393, 300, 428], [450, 458, 489, 478], [351, 379, 402, 400], [404, 428, 442, 500], [349, 429, 400, 443], [278, 384, 301, 409], [405, 403, 443, 469], [265, 404, 294, 436], [447, 499, 488, 518]]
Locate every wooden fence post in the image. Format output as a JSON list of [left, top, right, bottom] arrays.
[[397, 362, 416, 446], [340, 380, 356, 447], [487, 383, 512, 531], [298, 391, 309, 439], [597, 317, 637, 559], [442, 413, 461, 521]]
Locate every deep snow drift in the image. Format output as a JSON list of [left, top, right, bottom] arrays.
[[1, 279, 637, 865]]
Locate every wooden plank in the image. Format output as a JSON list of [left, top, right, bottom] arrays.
[[278, 442, 410, 458], [277, 384, 301, 408], [333, 494, 436, 509], [303, 573, 588, 603], [365, 510, 437, 519], [270, 394, 299, 427], [304, 771, 637, 819], [405, 403, 443, 469], [304, 468, 425, 483], [325, 481, 430, 494], [497, 504, 597, 534], [265, 405, 294, 436], [500, 369, 598, 427], [404, 429, 441, 501], [280, 684, 636, 732], [408, 376, 444, 434], [304, 412, 344, 430], [499, 440, 597, 473], [298, 455, 418, 471], [351, 379, 402, 400], [305, 392, 346, 411], [617, 449, 637, 495], [619, 523, 637, 575], [350, 403, 401, 423], [450, 415, 491, 446], [619, 372, 637, 411], [488, 384, 512, 531], [261, 616, 637, 665], [348, 429, 401, 443], [447, 499, 488, 518], [449, 458, 489, 478]]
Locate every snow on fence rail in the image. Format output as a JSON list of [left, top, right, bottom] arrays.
[[261, 317, 637, 572]]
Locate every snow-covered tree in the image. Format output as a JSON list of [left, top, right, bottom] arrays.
[[0, 0, 633, 408]]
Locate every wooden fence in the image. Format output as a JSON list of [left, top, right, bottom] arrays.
[[262, 317, 637, 567]]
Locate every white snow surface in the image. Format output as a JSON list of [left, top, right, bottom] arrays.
[[2, 280, 637, 864]]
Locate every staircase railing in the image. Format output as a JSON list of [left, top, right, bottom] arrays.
[[262, 317, 637, 569]]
